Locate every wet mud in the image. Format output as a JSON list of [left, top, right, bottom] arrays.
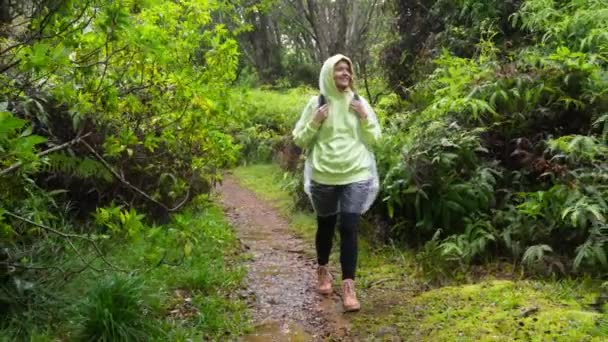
[[218, 176, 350, 341]]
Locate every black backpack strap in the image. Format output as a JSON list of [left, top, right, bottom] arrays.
[[318, 93, 359, 107]]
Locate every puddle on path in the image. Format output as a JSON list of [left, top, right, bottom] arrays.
[[218, 175, 350, 341]]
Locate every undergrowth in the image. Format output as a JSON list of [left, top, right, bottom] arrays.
[[0, 199, 250, 341]]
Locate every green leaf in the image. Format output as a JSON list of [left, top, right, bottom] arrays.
[[184, 241, 193, 257], [0, 112, 26, 135], [14, 135, 47, 155]]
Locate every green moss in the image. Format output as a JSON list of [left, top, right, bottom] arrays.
[[383, 280, 603, 341], [232, 164, 604, 341]]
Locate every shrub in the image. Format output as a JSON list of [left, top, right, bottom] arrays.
[[374, 0, 608, 275]]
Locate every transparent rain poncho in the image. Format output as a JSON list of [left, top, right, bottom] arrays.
[[292, 54, 381, 215]]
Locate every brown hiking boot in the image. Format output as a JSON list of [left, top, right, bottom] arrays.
[[342, 279, 360, 312], [317, 265, 333, 295]]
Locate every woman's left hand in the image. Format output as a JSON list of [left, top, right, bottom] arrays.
[[350, 100, 368, 121]]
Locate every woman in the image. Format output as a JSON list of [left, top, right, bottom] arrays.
[[292, 54, 381, 312]]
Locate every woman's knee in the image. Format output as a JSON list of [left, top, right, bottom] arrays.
[[317, 214, 337, 229], [340, 213, 360, 228]]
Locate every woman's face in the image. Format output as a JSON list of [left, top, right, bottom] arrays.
[[333, 60, 351, 91]]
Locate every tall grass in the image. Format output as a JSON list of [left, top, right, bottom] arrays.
[[77, 275, 159, 342]]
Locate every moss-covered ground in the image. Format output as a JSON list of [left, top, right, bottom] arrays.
[[232, 164, 607, 341]]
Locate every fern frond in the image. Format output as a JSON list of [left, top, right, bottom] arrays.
[[522, 244, 553, 266], [42, 153, 113, 182]]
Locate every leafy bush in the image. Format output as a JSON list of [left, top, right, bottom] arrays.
[[94, 204, 146, 241], [373, 0, 608, 276], [0, 1, 250, 338], [380, 120, 499, 236]]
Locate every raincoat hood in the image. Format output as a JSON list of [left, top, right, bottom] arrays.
[[319, 54, 354, 100]]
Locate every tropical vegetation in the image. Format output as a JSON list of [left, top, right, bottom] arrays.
[[1, 0, 606, 339]]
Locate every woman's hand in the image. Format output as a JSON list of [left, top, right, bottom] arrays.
[[313, 104, 329, 124], [350, 100, 368, 121]]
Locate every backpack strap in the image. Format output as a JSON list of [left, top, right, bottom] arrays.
[[318, 93, 359, 107]]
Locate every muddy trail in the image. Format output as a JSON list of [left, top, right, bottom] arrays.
[[218, 175, 351, 341]]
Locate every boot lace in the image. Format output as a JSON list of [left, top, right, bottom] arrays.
[[343, 280, 355, 296]]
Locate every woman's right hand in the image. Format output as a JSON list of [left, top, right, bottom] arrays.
[[313, 104, 329, 124]]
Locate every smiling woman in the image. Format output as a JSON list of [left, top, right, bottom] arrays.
[[333, 60, 352, 91], [292, 54, 382, 312]]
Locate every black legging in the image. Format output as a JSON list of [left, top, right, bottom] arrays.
[[315, 213, 360, 280]]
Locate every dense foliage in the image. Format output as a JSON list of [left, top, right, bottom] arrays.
[[0, 0, 249, 338], [1, 0, 607, 338], [375, 0, 608, 277]]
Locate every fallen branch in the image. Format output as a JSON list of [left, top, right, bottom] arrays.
[[7, 262, 66, 275], [0, 132, 93, 177], [81, 140, 190, 212], [369, 278, 395, 287], [4, 210, 125, 272]]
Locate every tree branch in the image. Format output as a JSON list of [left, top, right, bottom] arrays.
[[0, 132, 93, 177], [4, 210, 125, 272], [81, 140, 190, 212], [0, 1, 93, 58], [6, 262, 66, 275]]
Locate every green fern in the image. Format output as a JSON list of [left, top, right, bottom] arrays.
[[561, 197, 606, 229], [522, 244, 553, 266], [548, 135, 607, 163], [593, 114, 608, 142], [574, 239, 606, 270], [415, 229, 453, 283], [42, 153, 113, 182], [515, 0, 608, 53], [440, 217, 496, 267]]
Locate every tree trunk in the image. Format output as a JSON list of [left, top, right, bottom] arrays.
[[334, 0, 348, 55], [245, 11, 283, 84], [0, 0, 11, 24], [239, 0, 382, 84]]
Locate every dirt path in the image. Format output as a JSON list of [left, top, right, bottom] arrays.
[[218, 175, 350, 341]]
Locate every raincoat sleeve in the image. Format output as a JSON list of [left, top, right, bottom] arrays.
[[359, 97, 381, 147], [292, 97, 320, 149]]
